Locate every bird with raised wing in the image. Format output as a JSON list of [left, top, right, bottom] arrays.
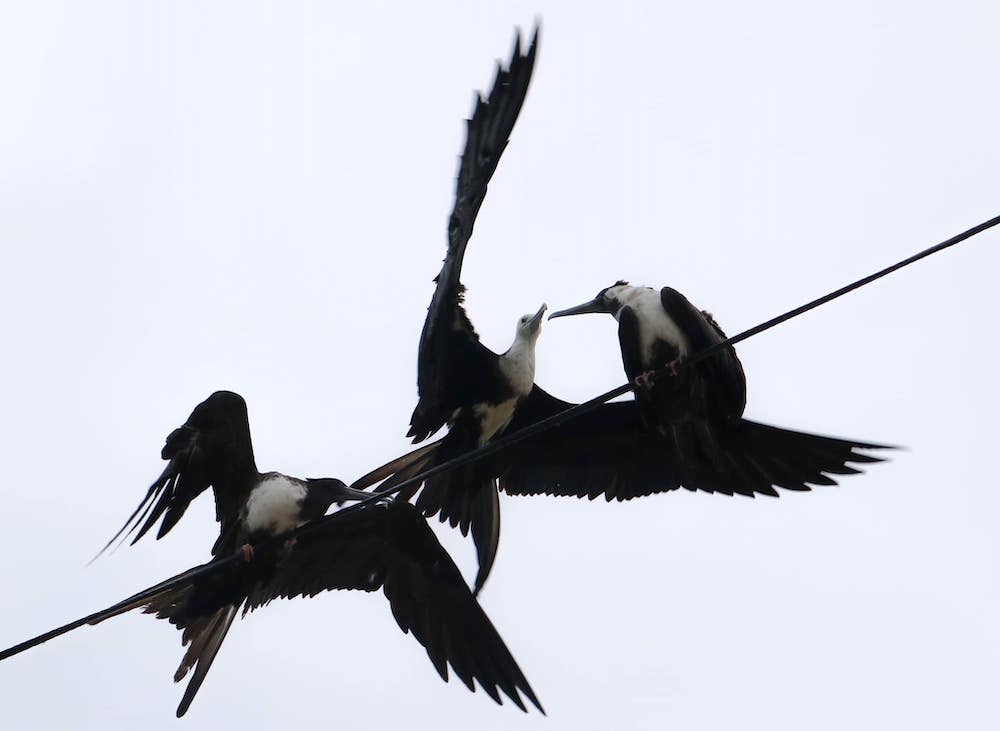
[[361, 280, 889, 513], [96, 390, 369, 560], [17, 391, 542, 717], [361, 27, 543, 595]]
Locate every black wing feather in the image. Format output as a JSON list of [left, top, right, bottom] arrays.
[[246, 501, 543, 713], [94, 391, 258, 560], [659, 287, 747, 421], [495, 387, 892, 500], [409, 28, 539, 442]]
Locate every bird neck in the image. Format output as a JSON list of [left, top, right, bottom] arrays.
[[500, 333, 537, 396], [232, 434, 261, 485], [609, 285, 650, 321]]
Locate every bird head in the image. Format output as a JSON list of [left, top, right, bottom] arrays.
[[515, 303, 547, 342]]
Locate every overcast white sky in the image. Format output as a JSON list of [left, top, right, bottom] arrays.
[[2, 2, 999, 729]]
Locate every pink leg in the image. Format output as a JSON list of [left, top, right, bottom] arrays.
[[633, 370, 656, 389], [240, 543, 254, 562]]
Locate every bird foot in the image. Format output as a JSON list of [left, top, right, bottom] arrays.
[[240, 543, 254, 562], [284, 537, 298, 549], [634, 357, 683, 389], [633, 371, 656, 389]]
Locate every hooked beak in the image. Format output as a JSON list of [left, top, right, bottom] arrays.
[[528, 303, 547, 332], [548, 298, 605, 320]]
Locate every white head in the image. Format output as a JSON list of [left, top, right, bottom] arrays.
[[514, 303, 547, 344]]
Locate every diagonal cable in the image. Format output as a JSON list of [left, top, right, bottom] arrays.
[[1, 213, 997, 662]]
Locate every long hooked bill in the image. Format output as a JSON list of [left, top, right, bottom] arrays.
[[528, 303, 548, 328], [548, 298, 606, 319]]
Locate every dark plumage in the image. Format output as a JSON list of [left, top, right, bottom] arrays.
[[495, 386, 888, 500], [361, 381, 887, 506], [16, 391, 541, 717], [86, 500, 542, 717], [538, 282, 892, 497], [95, 390, 365, 558], [361, 278, 891, 507], [384, 27, 542, 595], [359, 278, 889, 525]]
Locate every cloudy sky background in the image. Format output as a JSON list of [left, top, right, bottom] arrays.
[[2, 2, 999, 729]]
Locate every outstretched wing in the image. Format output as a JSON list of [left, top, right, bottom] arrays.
[[246, 500, 543, 713], [409, 27, 540, 442], [494, 386, 892, 500], [668, 419, 891, 498], [495, 386, 688, 500], [95, 390, 258, 559]]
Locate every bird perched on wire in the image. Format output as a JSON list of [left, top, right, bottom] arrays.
[[95, 390, 370, 561], [71, 390, 543, 716], [359, 292, 888, 534], [357, 26, 544, 595], [355, 27, 888, 586], [534, 281, 892, 497]]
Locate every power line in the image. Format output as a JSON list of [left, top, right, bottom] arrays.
[[308, 212, 1000, 528]]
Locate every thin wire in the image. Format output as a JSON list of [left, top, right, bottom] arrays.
[[296, 211, 1000, 530], [0, 560, 216, 661], [1, 213, 997, 662], [693, 213, 1000, 359]]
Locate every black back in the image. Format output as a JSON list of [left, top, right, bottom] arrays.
[[619, 287, 746, 430]]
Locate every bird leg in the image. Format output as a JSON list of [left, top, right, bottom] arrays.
[[240, 543, 255, 562], [633, 356, 684, 389], [284, 537, 298, 549], [633, 371, 657, 389]]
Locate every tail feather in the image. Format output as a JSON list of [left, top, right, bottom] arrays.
[[140, 579, 242, 717], [381, 455, 437, 499], [89, 569, 241, 717], [417, 475, 501, 594], [472, 486, 501, 597], [173, 604, 238, 717], [350, 441, 440, 492]]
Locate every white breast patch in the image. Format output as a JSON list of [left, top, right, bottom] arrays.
[[499, 340, 536, 398], [474, 397, 520, 444], [616, 288, 688, 363], [243, 474, 307, 535]]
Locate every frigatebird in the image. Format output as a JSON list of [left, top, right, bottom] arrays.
[[356, 26, 887, 581], [49, 391, 542, 716], [359, 284, 887, 511], [530, 281, 892, 496], [96, 390, 368, 559], [367, 28, 543, 595], [550, 283, 746, 428]]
